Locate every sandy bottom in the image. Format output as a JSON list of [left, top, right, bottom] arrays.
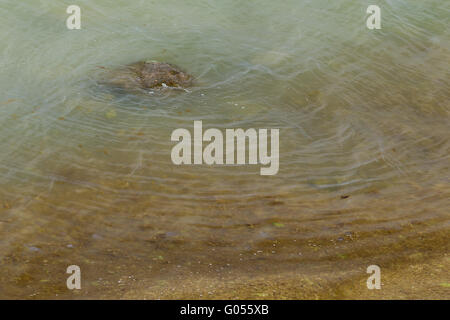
[[92, 229, 449, 299], [122, 241, 450, 300]]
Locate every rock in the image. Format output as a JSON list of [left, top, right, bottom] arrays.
[[100, 60, 193, 92]]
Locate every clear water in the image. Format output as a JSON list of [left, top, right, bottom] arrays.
[[0, 0, 449, 298]]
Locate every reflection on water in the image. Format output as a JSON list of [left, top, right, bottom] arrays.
[[0, 0, 449, 298]]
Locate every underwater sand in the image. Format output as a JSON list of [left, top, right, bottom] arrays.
[[0, 0, 449, 299]]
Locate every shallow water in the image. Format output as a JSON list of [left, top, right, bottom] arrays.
[[0, 0, 449, 298]]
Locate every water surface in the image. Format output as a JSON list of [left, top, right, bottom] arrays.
[[0, 0, 449, 298]]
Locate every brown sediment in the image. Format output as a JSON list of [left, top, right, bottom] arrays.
[[117, 225, 449, 300], [0, 178, 448, 299], [119, 256, 449, 300]]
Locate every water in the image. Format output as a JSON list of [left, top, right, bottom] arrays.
[[0, 0, 449, 298]]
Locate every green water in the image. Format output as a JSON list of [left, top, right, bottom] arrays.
[[0, 0, 449, 298]]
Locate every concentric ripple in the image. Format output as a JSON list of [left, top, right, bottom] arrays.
[[0, 0, 448, 298]]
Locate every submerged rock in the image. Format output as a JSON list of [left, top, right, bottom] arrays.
[[100, 60, 193, 92]]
